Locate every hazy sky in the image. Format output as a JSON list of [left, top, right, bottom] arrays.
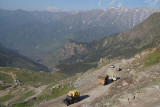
[[0, 0, 160, 11]]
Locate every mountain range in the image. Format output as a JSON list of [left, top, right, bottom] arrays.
[[47, 12, 160, 74], [0, 7, 159, 61]]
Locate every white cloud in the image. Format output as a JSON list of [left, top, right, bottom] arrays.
[[150, 0, 160, 6], [109, 0, 117, 7], [144, 0, 160, 7], [108, 0, 123, 7], [145, 0, 153, 3]]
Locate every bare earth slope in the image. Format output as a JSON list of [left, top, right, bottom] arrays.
[[36, 47, 160, 107]]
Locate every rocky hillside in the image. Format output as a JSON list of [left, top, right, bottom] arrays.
[[35, 46, 160, 107], [73, 47, 160, 107], [1, 46, 159, 107], [0, 43, 49, 72], [47, 12, 160, 70], [0, 7, 159, 60]]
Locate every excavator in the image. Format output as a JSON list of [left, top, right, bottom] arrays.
[[63, 90, 80, 106]]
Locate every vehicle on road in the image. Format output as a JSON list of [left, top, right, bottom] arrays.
[[110, 65, 115, 68], [63, 90, 80, 106], [98, 74, 109, 85]]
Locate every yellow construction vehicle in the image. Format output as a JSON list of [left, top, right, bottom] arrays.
[[63, 90, 80, 106], [98, 74, 109, 85]]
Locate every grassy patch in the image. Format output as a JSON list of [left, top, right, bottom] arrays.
[[52, 84, 74, 98], [93, 61, 110, 70], [15, 83, 74, 106], [12, 102, 33, 107], [15, 90, 35, 103], [87, 62, 98, 65], [0, 72, 13, 84], [0, 84, 11, 90], [0, 95, 14, 103], [37, 84, 74, 101], [0, 67, 68, 106], [0, 67, 66, 87], [0, 72, 14, 90], [56, 62, 97, 76], [144, 47, 160, 66]]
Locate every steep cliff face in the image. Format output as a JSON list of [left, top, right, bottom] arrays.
[[43, 40, 92, 69], [61, 39, 89, 57]]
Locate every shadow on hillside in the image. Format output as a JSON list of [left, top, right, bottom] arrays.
[[106, 77, 121, 85], [117, 77, 120, 80], [79, 95, 90, 101], [106, 79, 114, 85]]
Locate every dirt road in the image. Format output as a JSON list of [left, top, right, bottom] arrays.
[[36, 60, 123, 107], [0, 71, 16, 81], [36, 58, 160, 107], [24, 85, 48, 102], [0, 71, 17, 97], [36, 83, 112, 107]]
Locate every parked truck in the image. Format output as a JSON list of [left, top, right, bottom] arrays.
[[98, 74, 109, 85], [63, 90, 80, 106]]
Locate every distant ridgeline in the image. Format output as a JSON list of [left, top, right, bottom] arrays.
[[0, 9, 160, 75], [0, 43, 49, 72], [0, 7, 159, 61], [46, 12, 160, 75]]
